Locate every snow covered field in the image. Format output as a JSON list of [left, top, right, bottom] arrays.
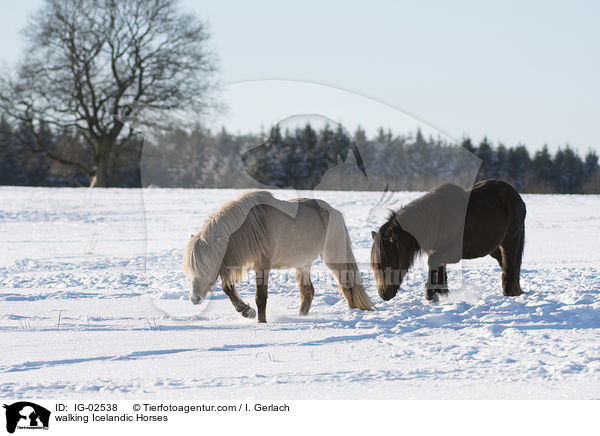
[[1, 187, 600, 399]]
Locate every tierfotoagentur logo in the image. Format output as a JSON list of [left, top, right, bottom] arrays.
[[3, 402, 50, 434]]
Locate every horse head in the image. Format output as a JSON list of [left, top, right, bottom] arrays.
[[183, 235, 222, 305], [370, 212, 419, 301]]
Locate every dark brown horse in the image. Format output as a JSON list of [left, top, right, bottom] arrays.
[[370, 180, 526, 302]]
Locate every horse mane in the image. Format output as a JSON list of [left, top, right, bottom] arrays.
[[384, 210, 421, 268], [183, 191, 272, 286]]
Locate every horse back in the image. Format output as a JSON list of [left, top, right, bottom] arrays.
[[463, 180, 526, 258], [470, 180, 526, 224], [260, 198, 330, 269]]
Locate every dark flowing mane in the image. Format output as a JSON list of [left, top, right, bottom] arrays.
[[384, 210, 421, 270], [371, 210, 421, 291]]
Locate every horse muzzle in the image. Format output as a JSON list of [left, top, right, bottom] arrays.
[[378, 285, 398, 301], [190, 295, 202, 305]]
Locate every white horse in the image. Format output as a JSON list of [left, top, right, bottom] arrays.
[[183, 191, 373, 322]]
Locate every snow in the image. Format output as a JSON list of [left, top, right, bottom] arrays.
[[1, 187, 600, 399]]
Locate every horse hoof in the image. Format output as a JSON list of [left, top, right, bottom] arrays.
[[426, 288, 448, 303], [425, 289, 438, 302], [242, 306, 256, 319]]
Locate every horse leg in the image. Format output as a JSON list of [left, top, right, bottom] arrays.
[[425, 267, 448, 302], [425, 267, 439, 302], [437, 265, 449, 297], [223, 284, 256, 319], [490, 247, 511, 294], [490, 247, 503, 267], [426, 247, 459, 302], [500, 235, 525, 297], [295, 266, 315, 315], [255, 268, 269, 323]]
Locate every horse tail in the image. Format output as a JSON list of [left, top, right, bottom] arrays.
[[511, 193, 526, 268], [348, 275, 376, 311], [498, 181, 526, 271], [503, 182, 526, 238], [320, 204, 374, 311]]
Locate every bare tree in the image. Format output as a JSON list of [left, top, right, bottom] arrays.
[[0, 0, 217, 187]]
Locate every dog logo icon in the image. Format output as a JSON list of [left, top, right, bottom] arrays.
[[3, 402, 50, 433]]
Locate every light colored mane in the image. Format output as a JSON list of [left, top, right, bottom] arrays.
[[183, 191, 274, 287]]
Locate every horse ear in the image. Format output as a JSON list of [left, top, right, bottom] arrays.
[[190, 234, 194, 239], [371, 231, 376, 239]]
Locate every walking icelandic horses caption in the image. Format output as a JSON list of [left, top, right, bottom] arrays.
[[371, 180, 526, 302], [183, 191, 373, 322]]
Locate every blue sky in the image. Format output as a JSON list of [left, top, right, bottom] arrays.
[[1, 0, 598, 152]]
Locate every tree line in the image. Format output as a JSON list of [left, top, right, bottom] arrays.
[[2, 0, 597, 193], [1, 118, 599, 194], [460, 137, 600, 194]]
